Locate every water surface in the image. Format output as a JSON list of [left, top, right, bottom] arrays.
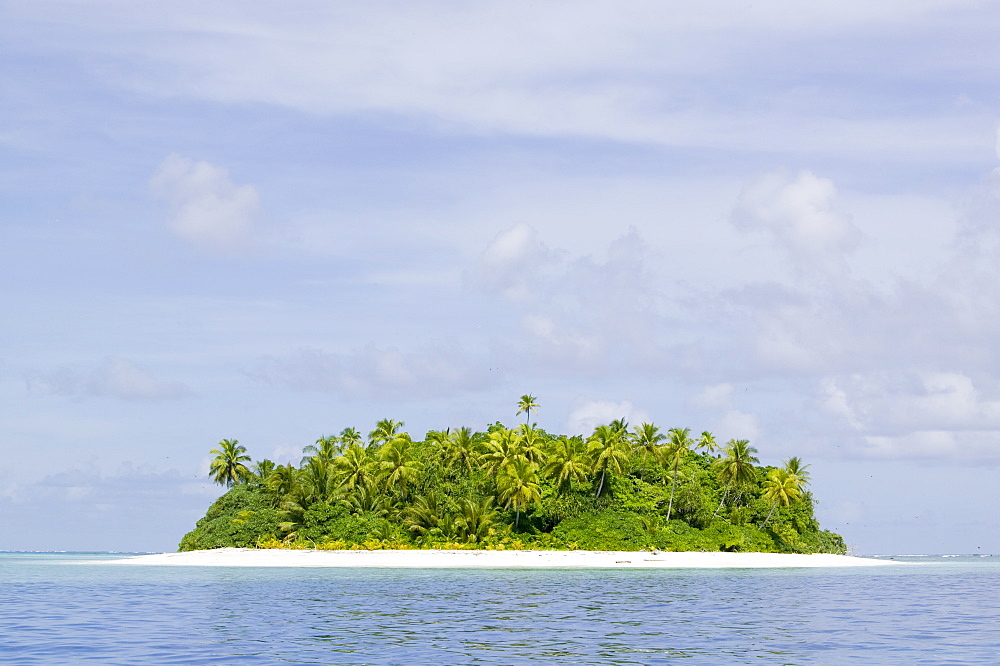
[[2, 552, 998, 663]]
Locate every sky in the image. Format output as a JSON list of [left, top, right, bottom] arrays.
[[3, 0, 1000, 554]]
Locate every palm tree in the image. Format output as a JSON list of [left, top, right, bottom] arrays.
[[762, 468, 803, 525], [301, 435, 341, 467], [402, 491, 446, 538], [446, 427, 480, 474], [497, 457, 541, 529], [377, 437, 422, 500], [516, 423, 546, 464], [209, 439, 252, 487], [516, 394, 539, 424], [588, 424, 630, 498], [268, 463, 299, 498], [251, 459, 276, 485], [425, 428, 452, 450], [482, 427, 521, 476], [631, 422, 666, 480], [454, 496, 496, 543], [542, 435, 589, 493], [713, 439, 760, 517], [339, 427, 363, 449], [697, 431, 719, 455], [664, 428, 694, 521], [277, 497, 308, 542], [342, 483, 391, 517], [301, 457, 337, 503], [609, 418, 629, 435], [334, 443, 374, 492], [424, 428, 453, 472], [368, 419, 403, 451], [783, 457, 811, 486]]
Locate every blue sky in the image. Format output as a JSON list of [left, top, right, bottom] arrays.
[[3, 1, 1000, 554]]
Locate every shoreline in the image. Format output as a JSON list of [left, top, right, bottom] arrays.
[[101, 548, 903, 569]]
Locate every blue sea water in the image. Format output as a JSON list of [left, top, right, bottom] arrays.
[[1, 553, 999, 664]]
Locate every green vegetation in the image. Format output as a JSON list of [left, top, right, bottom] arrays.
[[181, 398, 845, 554]]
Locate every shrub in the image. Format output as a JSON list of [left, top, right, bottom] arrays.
[[299, 504, 406, 546], [178, 485, 284, 551], [551, 511, 651, 550]]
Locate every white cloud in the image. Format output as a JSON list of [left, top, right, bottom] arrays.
[[952, 166, 1000, 270], [19, 462, 212, 504], [25, 357, 190, 402], [690, 382, 761, 443], [471, 223, 556, 301], [818, 372, 1000, 460], [564, 399, 650, 436], [0, 463, 220, 551], [716, 409, 761, 444], [732, 170, 860, 276], [862, 430, 962, 459], [10, 2, 993, 167], [474, 226, 665, 374], [150, 153, 261, 251], [520, 314, 603, 363], [266, 444, 305, 467], [823, 372, 1000, 433], [253, 342, 496, 400], [819, 377, 863, 430], [692, 383, 735, 409], [454, 158, 1000, 463]]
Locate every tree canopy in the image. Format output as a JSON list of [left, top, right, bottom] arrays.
[[181, 398, 845, 555]]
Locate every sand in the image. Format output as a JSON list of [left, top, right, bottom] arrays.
[[103, 548, 900, 568]]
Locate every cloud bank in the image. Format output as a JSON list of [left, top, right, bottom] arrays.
[[25, 357, 190, 402], [150, 154, 262, 251]]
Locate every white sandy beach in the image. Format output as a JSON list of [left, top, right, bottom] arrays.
[[104, 548, 899, 568]]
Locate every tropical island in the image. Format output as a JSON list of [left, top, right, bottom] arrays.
[[180, 396, 846, 554]]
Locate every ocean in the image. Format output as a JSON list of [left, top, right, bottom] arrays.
[[1, 552, 998, 664]]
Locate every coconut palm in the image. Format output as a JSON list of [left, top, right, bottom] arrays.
[[277, 497, 307, 542], [497, 457, 541, 529], [301, 435, 341, 467], [368, 419, 403, 451], [516, 423, 546, 464], [713, 439, 760, 517], [516, 394, 539, 424], [339, 427, 363, 449], [445, 427, 480, 474], [663, 428, 695, 521], [209, 439, 252, 487], [377, 437, 422, 499], [697, 431, 719, 455], [301, 457, 336, 503], [631, 422, 666, 480], [268, 463, 299, 498], [424, 428, 455, 474], [609, 418, 629, 435], [542, 435, 589, 493], [762, 468, 803, 525], [402, 491, 446, 538], [342, 483, 391, 517], [425, 428, 452, 451], [482, 427, 522, 476], [783, 457, 811, 486], [588, 424, 630, 498], [251, 459, 276, 485], [455, 496, 496, 543], [334, 443, 374, 492]]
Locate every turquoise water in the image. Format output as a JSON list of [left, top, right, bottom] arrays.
[[2, 553, 998, 664]]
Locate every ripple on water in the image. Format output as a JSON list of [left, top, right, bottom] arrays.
[[2, 555, 1000, 663]]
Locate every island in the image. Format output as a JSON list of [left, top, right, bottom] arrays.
[[180, 396, 847, 556]]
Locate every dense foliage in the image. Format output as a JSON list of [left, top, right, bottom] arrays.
[[180, 403, 845, 554]]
